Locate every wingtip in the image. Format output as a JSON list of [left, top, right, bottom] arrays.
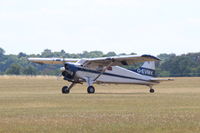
[[27, 58, 33, 61], [141, 54, 161, 61]]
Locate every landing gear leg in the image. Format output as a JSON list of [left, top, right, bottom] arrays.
[[84, 77, 95, 94], [61, 83, 76, 94]]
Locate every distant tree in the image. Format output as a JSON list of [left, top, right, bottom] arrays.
[[18, 52, 27, 58], [89, 51, 104, 58], [0, 48, 6, 64], [158, 70, 171, 77], [119, 53, 126, 56], [61, 49, 65, 54], [81, 51, 89, 58], [60, 49, 66, 57], [130, 52, 137, 55], [23, 65, 37, 75], [190, 66, 200, 76], [6, 64, 22, 75], [0, 47, 5, 57], [159, 56, 195, 77], [157, 53, 176, 61], [41, 49, 53, 57], [80, 51, 104, 58], [105, 52, 116, 57], [196, 67, 200, 76]]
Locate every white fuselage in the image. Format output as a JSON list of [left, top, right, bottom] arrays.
[[75, 66, 158, 86]]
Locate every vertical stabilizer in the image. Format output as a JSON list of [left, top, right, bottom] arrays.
[[136, 61, 156, 77]]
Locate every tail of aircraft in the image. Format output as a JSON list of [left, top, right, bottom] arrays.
[[135, 61, 156, 77]]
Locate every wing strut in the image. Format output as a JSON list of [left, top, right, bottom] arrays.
[[93, 59, 114, 81]]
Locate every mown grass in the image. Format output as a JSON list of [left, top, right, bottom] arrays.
[[0, 76, 200, 133]]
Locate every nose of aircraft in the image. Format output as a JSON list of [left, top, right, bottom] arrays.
[[60, 67, 65, 72]]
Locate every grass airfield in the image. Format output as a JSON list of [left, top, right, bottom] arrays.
[[0, 76, 200, 133]]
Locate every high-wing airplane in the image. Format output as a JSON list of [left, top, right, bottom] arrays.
[[28, 54, 172, 94]]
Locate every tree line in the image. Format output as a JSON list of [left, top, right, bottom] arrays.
[[0, 47, 200, 77]]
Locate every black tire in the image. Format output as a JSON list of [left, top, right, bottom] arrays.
[[87, 86, 95, 94], [62, 86, 70, 94], [150, 88, 155, 93]]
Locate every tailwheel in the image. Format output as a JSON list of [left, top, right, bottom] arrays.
[[87, 86, 95, 94], [62, 86, 70, 94], [149, 88, 155, 93]]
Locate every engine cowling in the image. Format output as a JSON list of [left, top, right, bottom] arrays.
[[61, 63, 77, 81]]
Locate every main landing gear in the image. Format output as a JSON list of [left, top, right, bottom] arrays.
[[61, 82, 96, 94], [62, 86, 70, 94], [61, 83, 75, 94], [87, 86, 95, 94], [150, 88, 155, 93], [149, 85, 155, 93]]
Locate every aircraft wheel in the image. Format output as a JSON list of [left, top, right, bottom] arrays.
[[87, 86, 95, 94], [150, 88, 155, 93], [62, 86, 70, 94]]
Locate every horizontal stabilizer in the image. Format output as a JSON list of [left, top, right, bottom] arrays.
[[150, 78, 174, 82]]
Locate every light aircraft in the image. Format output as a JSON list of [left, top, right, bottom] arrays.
[[28, 54, 172, 94]]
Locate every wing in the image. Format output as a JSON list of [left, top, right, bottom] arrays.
[[28, 54, 159, 66], [28, 58, 79, 64], [78, 54, 160, 68]]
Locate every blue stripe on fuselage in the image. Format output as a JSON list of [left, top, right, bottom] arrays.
[[76, 67, 154, 83]]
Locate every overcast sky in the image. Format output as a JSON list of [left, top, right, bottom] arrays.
[[0, 0, 200, 55]]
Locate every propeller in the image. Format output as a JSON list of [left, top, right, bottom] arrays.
[[57, 66, 65, 80], [57, 56, 66, 80]]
